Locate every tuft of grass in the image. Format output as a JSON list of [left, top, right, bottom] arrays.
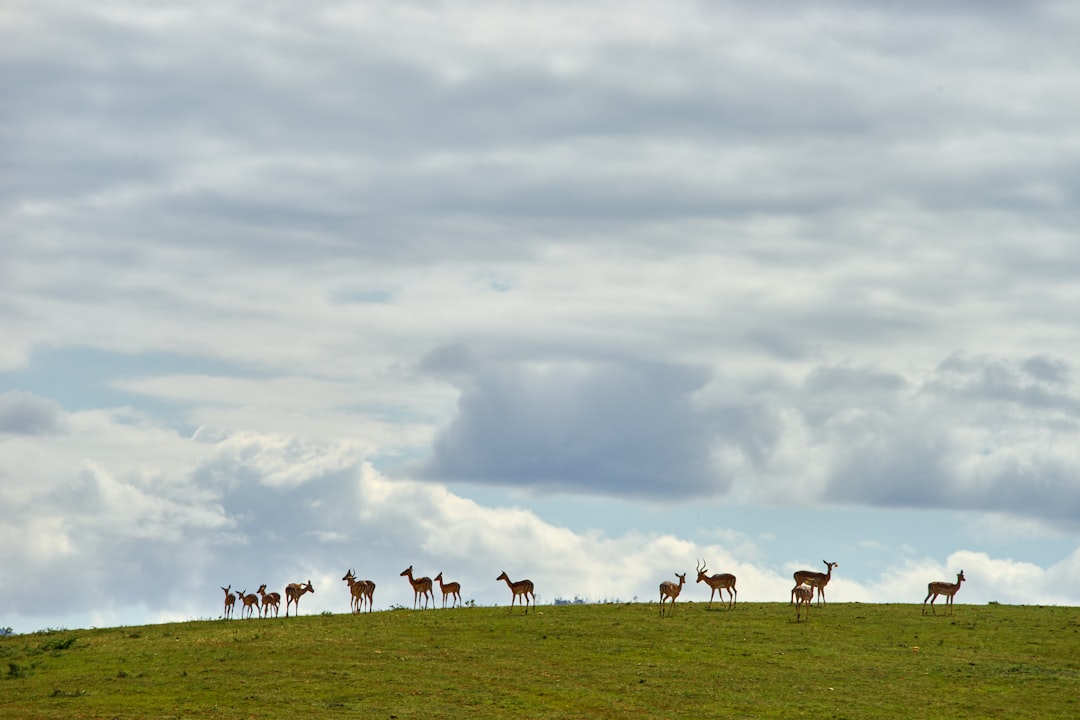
[[0, 603, 1078, 718], [39, 636, 78, 652]]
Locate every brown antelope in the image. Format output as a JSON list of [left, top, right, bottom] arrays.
[[221, 586, 236, 620], [238, 588, 260, 619], [793, 584, 813, 622], [434, 572, 462, 609], [791, 560, 838, 606], [923, 570, 965, 615], [400, 566, 435, 609], [257, 584, 281, 618], [342, 570, 361, 613], [496, 571, 535, 614], [356, 578, 375, 613], [284, 580, 315, 617], [659, 572, 687, 617], [695, 559, 737, 610], [342, 569, 376, 613]]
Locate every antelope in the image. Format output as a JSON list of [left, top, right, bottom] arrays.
[[400, 566, 435, 609], [284, 580, 315, 617], [221, 585, 236, 620], [356, 578, 375, 613], [791, 560, 838, 607], [257, 584, 281, 618], [695, 559, 737, 610], [923, 570, 965, 616], [238, 588, 260, 619], [496, 571, 535, 614], [342, 569, 376, 613], [342, 569, 361, 613], [659, 572, 687, 617], [793, 584, 813, 622], [434, 572, 462, 609]]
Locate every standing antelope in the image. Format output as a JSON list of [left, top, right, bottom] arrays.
[[257, 584, 281, 618], [400, 566, 434, 610], [791, 560, 838, 607], [238, 588, 260, 619], [659, 572, 687, 617], [793, 584, 814, 622], [923, 570, 965, 615], [496, 571, 535, 614], [284, 580, 315, 617], [695, 559, 738, 610], [342, 569, 376, 613], [342, 569, 361, 613], [221, 586, 236, 620], [434, 572, 462, 609]]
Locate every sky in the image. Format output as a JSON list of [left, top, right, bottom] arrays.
[[3, 1, 1080, 632]]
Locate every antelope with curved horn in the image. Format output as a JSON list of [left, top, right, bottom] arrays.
[[238, 588, 260, 619], [400, 566, 434, 610], [257, 584, 281, 618], [342, 569, 360, 613], [434, 572, 462, 609], [221, 585, 236, 620], [793, 584, 813, 622], [791, 560, 838, 607], [284, 580, 315, 617], [923, 570, 965, 616], [496, 571, 535, 614], [659, 571, 687, 617], [695, 559, 737, 610], [342, 569, 376, 613]]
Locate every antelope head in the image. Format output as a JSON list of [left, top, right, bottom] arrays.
[[696, 559, 709, 583]]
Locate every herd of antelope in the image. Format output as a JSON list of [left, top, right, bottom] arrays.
[[220, 580, 316, 620], [220, 560, 967, 623], [220, 567, 537, 619]]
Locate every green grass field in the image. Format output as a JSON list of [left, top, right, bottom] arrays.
[[2, 602, 1078, 719]]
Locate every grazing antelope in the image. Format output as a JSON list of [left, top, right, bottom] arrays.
[[695, 559, 738, 610], [496, 571, 535, 614], [400, 566, 435, 610], [793, 584, 814, 622], [923, 570, 965, 616], [342, 569, 376, 613], [659, 572, 687, 617], [257, 584, 281, 618], [792, 560, 838, 607], [238, 588, 260, 619], [284, 580, 315, 617], [221, 586, 236, 620], [356, 578, 375, 613], [434, 572, 462, 609]]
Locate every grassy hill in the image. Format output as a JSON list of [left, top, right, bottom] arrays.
[[2, 601, 1078, 719]]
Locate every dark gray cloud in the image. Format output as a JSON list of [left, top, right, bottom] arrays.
[[810, 356, 1080, 526], [413, 347, 1080, 529], [417, 348, 720, 499], [0, 391, 64, 435]]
